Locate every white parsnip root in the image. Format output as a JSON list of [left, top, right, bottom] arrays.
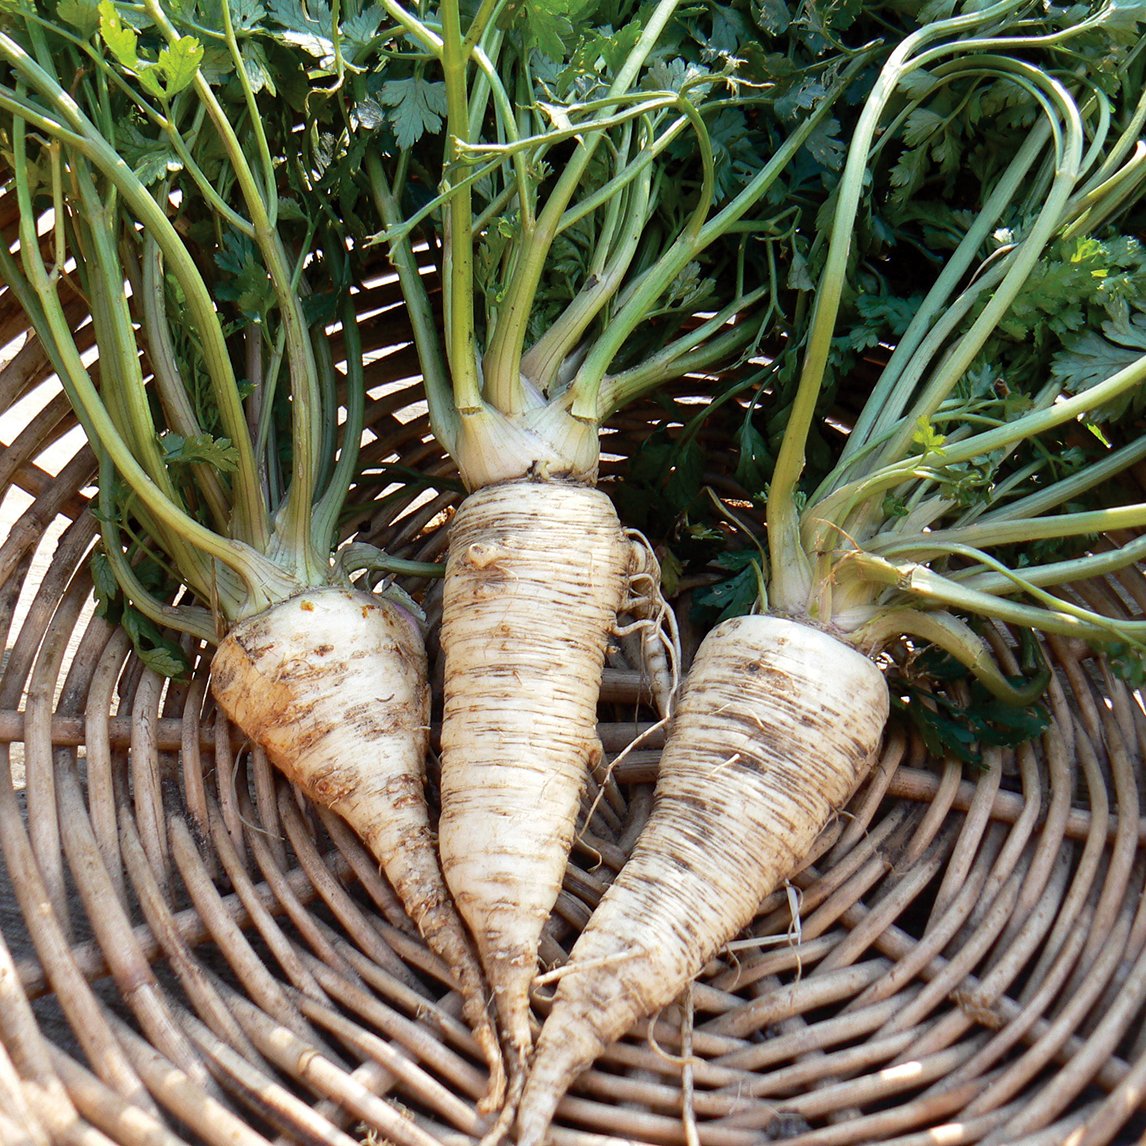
[[210, 586, 505, 1109], [515, 614, 889, 1144], [438, 479, 635, 1077]]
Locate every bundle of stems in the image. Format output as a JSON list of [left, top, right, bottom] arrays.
[[765, 0, 1146, 674], [367, 0, 870, 488], [0, 2, 358, 637]]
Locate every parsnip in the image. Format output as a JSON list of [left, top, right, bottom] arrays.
[[515, 615, 888, 1144], [211, 586, 505, 1108], [437, 479, 638, 1074]]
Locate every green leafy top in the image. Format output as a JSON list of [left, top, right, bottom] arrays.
[[0, 0, 377, 652], [244, 0, 903, 489]]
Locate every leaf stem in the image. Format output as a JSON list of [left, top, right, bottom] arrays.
[[0, 42, 268, 547], [871, 60, 1082, 467], [312, 285, 367, 555], [977, 437, 1146, 523], [854, 608, 1049, 703], [366, 150, 461, 455], [601, 289, 768, 412], [838, 112, 1052, 471], [764, 0, 1032, 614], [136, 231, 232, 532], [568, 59, 857, 422], [439, 0, 483, 412], [481, 0, 683, 416], [7, 135, 290, 612], [901, 552, 1146, 643], [873, 503, 1146, 558]]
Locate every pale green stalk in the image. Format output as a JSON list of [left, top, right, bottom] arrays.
[[365, 149, 462, 453], [854, 608, 1048, 702], [440, 0, 484, 412], [766, 0, 1051, 613], [144, 0, 326, 579], [568, 59, 864, 420], [312, 287, 367, 556], [521, 131, 653, 394], [0, 34, 267, 546], [554, 113, 690, 234], [1060, 140, 1146, 241], [137, 233, 233, 532], [838, 115, 1053, 469], [926, 351, 1146, 468], [7, 125, 291, 614], [873, 504, 1146, 558], [872, 61, 1081, 467], [977, 437, 1146, 522], [480, 0, 684, 411], [96, 455, 220, 644], [950, 535, 1146, 594], [601, 287, 770, 411], [900, 557, 1146, 642], [471, 40, 531, 225]]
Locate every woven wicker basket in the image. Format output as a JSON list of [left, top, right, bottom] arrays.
[[1, 249, 1145, 1146]]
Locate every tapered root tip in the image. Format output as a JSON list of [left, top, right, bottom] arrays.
[[515, 1013, 606, 1146], [475, 1019, 508, 1114], [479, 1053, 527, 1146]]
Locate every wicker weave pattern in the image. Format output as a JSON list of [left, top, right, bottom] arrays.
[[1, 262, 1145, 1146]]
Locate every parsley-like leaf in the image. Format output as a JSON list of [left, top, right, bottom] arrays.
[[98, 0, 138, 67], [158, 38, 204, 96], [215, 234, 275, 320], [266, 0, 333, 59], [90, 548, 122, 620], [341, 9, 383, 65], [116, 119, 182, 184], [122, 609, 190, 679], [1050, 304, 1146, 420], [229, 0, 267, 32], [161, 432, 240, 472], [377, 77, 448, 149], [912, 415, 946, 457], [58, 0, 100, 38], [735, 418, 772, 497], [693, 550, 763, 623]]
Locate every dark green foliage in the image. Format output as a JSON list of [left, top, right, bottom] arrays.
[[692, 549, 763, 623], [611, 426, 706, 535], [887, 644, 1051, 766], [91, 549, 191, 678]]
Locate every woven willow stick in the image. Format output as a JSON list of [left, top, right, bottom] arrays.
[[47, 1048, 185, 1146], [118, 812, 262, 1064], [177, 1012, 359, 1146]]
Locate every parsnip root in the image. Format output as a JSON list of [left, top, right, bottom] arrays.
[[437, 478, 634, 1075], [516, 613, 889, 1144], [210, 586, 506, 1109]]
